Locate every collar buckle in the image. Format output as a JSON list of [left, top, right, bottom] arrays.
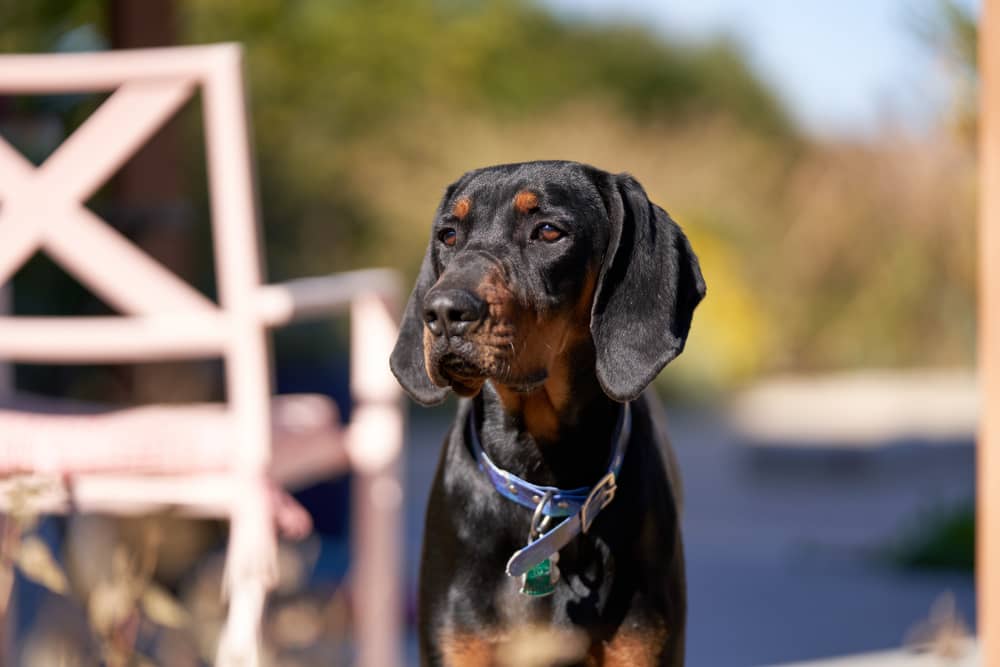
[[580, 472, 617, 533]]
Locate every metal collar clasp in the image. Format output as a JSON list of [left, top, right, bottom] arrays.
[[580, 472, 617, 533]]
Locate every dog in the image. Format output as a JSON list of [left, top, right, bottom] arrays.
[[390, 160, 705, 666]]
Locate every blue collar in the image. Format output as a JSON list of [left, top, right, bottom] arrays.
[[467, 400, 632, 579], [466, 400, 632, 519]]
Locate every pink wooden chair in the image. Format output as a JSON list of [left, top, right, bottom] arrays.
[[0, 44, 403, 666]]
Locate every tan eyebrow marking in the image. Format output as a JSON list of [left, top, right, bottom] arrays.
[[452, 197, 471, 220], [514, 190, 539, 214]]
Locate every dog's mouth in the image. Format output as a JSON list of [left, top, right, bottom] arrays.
[[429, 340, 547, 397], [428, 343, 488, 397], [439, 353, 482, 381]]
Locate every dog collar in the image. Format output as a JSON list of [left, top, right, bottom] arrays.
[[466, 400, 631, 578]]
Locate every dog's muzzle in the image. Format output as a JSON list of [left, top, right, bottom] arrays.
[[422, 287, 491, 393]]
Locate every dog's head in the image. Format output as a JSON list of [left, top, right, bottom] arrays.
[[390, 161, 705, 405]]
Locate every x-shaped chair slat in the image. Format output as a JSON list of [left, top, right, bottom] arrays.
[[0, 78, 217, 315]]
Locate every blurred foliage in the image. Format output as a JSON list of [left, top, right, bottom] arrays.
[[0, 1, 102, 53], [912, 0, 978, 144], [12, 512, 351, 666], [0, 0, 980, 394], [179, 0, 794, 280], [887, 501, 975, 573]]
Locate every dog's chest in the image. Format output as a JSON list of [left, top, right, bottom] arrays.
[[443, 499, 620, 628]]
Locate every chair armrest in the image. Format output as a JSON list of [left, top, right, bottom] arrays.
[[257, 268, 400, 327]]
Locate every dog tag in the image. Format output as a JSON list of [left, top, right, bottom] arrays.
[[519, 552, 559, 597]]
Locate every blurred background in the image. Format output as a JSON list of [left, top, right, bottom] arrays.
[[0, 0, 983, 665]]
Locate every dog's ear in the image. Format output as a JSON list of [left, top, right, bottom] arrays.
[[590, 173, 706, 402], [389, 190, 457, 406]]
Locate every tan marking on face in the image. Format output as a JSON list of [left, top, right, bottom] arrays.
[[452, 196, 471, 220], [422, 263, 516, 396], [439, 631, 495, 667], [426, 257, 599, 443], [464, 265, 519, 374], [425, 325, 485, 395], [513, 190, 539, 215], [574, 266, 599, 323], [491, 266, 599, 443], [423, 327, 443, 387]]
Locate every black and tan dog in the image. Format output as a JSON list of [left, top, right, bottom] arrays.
[[391, 161, 705, 666]]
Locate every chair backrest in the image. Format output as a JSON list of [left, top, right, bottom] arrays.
[[0, 44, 273, 468]]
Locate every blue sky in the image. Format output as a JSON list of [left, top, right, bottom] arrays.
[[545, 0, 980, 137]]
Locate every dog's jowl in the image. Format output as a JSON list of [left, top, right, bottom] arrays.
[[391, 160, 705, 666]]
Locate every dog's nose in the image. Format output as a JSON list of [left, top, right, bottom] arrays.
[[423, 289, 486, 337]]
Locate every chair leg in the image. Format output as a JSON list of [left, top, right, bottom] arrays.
[[353, 465, 403, 667], [215, 478, 277, 667], [215, 579, 267, 667]]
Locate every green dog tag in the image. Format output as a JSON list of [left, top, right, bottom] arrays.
[[520, 557, 559, 597]]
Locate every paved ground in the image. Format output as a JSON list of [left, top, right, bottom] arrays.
[[777, 641, 979, 667], [401, 402, 976, 667], [678, 407, 976, 666]]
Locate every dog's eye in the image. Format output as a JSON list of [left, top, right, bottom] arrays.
[[532, 223, 564, 243], [438, 228, 458, 247]]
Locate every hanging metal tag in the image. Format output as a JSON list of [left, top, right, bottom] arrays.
[[518, 490, 560, 597], [520, 551, 559, 596]]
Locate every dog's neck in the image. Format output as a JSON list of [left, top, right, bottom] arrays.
[[476, 345, 621, 490]]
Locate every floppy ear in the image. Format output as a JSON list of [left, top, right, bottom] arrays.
[[590, 173, 706, 402], [391, 176, 475, 405], [390, 240, 449, 405]]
